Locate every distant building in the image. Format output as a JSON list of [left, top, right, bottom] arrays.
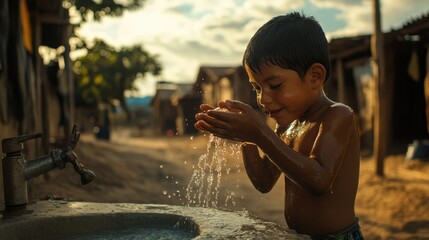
[[193, 65, 258, 109], [184, 65, 273, 132], [171, 83, 201, 135], [149, 66, 260, 136], [151, 81, 178, 135], [327, 13, 429, 153]]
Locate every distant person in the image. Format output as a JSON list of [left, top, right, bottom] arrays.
[[195, 12, 363, 239]]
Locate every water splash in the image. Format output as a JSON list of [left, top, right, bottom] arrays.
[[186, 134, 241, 208]]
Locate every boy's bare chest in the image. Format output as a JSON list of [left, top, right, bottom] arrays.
[[280, 121, 319, 154]]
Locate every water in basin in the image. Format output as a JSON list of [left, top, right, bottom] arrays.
[[0, 211, 200, 240], [64, 227, 196, 240], [59, 212, 198, 240]]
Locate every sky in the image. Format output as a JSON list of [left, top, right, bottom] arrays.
[[76, 0, 429, 97]]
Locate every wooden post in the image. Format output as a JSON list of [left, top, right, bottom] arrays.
[[63, 24, 74, 139], [336, 58, 346, 103], [425, 49, 429, 134], [33, 12, 50, 154], [371, 0, 386, 176]]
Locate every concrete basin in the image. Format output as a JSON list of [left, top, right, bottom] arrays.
[[0, 200, 310, 239]]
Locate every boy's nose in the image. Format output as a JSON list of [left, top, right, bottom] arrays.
[[258, 91, 273, 106]]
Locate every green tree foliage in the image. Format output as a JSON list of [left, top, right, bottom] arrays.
[[64, 0, 161, 120], [73, 39, 161, 117], [63, 0, 145, 22]]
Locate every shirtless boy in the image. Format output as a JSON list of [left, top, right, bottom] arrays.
[[195, 12, 363, 239]]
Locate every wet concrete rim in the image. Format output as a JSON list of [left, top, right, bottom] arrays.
[[0, 200, 310, 239]]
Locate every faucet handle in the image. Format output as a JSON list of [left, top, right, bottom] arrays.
[[60, 124, 96, 185], [68, 124, 80, 150], [2, 133, 43, 153], [60, 150, 96, 185]]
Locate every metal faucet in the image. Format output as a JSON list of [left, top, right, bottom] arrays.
[[1, 124, 96, 209]]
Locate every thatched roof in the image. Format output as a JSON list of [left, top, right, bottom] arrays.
[[328, 12, 429, 60], [393, 12, 429, 36], [329, 35, 371, 60]]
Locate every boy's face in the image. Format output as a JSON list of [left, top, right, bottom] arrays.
[[245, 63, 318, 126]]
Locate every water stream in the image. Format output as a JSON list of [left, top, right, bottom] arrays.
[[186, 134, 241, 208]]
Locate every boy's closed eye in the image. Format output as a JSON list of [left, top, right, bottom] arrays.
[[251, 83, 282, 92], [252, 83, 282, 93], [269, 83, 282, 90]]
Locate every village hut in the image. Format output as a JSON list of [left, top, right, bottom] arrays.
[[0, 0, 74, 203], [151, 81, 178, 135], [171, 83, 201, 135], [192, 65, 258, 109], [327, 13, 429, 155]]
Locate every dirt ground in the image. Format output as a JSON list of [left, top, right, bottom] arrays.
[[29, 128, 429, 239]]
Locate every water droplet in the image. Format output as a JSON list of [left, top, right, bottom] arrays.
[[190, 136, 194, 140], [175, 181, 179, 184], [185, 134, 241, 208], [163, 190, 167, 195], [159, 165, 164, 169], [166, 176, 169, 179]]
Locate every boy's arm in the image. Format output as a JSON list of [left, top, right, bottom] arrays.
[[241, 143, 281, 193], [256, 107, 356, 195], [195, 100, 357, 195]]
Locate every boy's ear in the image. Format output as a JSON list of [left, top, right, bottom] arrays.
[[307, 63, 326, 88]]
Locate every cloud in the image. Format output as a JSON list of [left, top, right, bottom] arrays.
[[321, 0, 373, 38], [166, 3, 194, 15], [311, 0, 429, 38], [311, 0, 361, 8], [381, 0, 429, 31], [77, 0, 428, 95], [150, 0, 306, 81]]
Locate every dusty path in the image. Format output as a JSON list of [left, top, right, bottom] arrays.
[[30, 130, 287, 227], [29, 129, 429, 239]]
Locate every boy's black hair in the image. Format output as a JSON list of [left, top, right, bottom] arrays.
[[242, 12, 331, 82]]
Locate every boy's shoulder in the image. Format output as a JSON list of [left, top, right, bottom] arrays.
[[328, 102, 354, 115], [321, 102, 356, 125]]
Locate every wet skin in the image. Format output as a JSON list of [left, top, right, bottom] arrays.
[[195, 64, 360, 237]]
